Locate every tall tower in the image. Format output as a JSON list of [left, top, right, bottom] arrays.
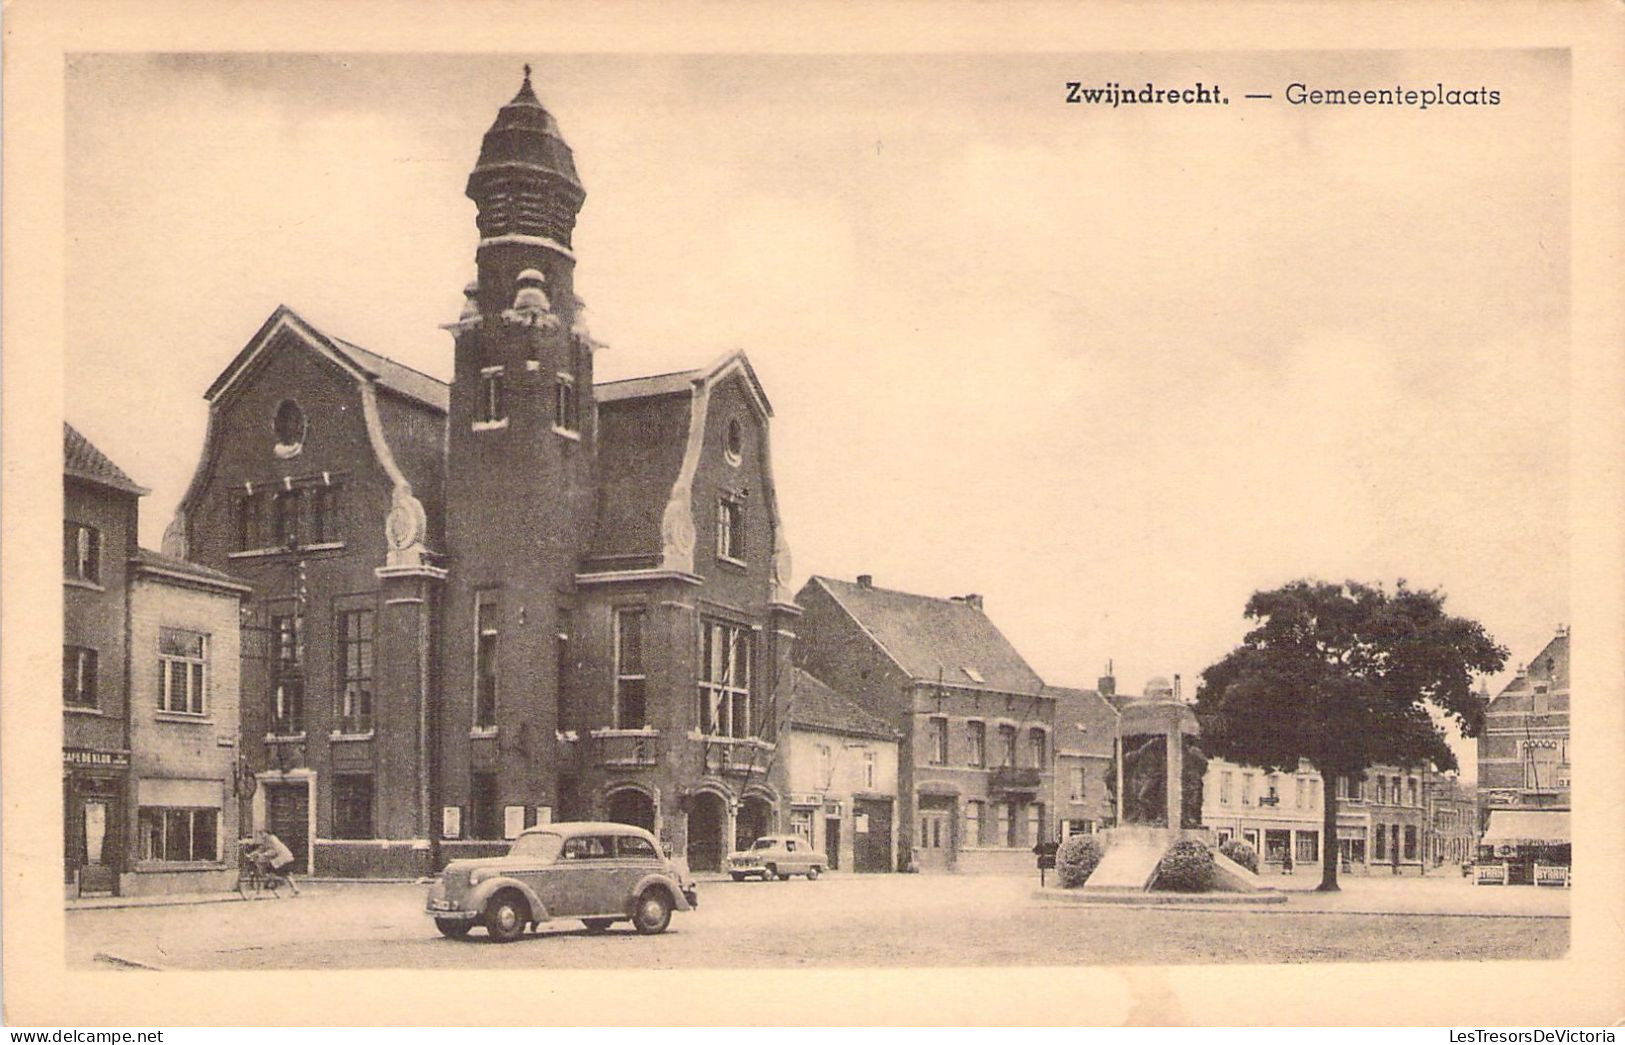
[[440, 69, 598, 842]]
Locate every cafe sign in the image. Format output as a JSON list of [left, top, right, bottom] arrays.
[[63, 748, 129, 768]]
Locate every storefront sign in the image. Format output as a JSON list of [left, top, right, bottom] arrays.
[[63, 748, 129, 769]]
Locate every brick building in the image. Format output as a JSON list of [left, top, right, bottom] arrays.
[[780, 667, 901, 873], [792, 575, 1053, 873], [162, 72, 797, 876], [64, 424, 249, 897], [1042, 683, 1119, 838], [1476, 629, 1570, 881]]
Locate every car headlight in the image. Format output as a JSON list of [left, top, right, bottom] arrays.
[[469, 869, 488, 885]]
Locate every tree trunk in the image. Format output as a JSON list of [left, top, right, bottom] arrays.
[[1318, 773, 1340, 892]]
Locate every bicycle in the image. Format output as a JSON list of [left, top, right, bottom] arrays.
[[234, 844, 300, 899]]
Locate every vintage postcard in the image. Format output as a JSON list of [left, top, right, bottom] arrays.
[[4, 0, 1623, 1029]]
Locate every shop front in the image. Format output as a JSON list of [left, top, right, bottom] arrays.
[[64, 748, 130, 897], [1479, 809, 1570, 886]]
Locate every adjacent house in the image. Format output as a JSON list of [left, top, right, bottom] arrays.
[[780, 667, 901, 873], [793, 575, 1052, 873], [1042, 682, 1119, 838]]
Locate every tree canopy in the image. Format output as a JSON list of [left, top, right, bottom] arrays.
[[1195, 579, 1506, 778]]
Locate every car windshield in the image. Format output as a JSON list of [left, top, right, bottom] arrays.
[[507, 832, 565, 862], [752, 839, 776, 850]]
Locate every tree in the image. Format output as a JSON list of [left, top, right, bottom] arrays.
[[1194, 580, 1505, 892]]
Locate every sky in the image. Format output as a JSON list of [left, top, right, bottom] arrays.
[[64, 52, 1570, 779]]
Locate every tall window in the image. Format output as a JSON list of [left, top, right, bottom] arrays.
[[614, 608, 646, 729], [716, 497, 745, 562], [1351, 774, 1365, 801], [999, 725, 1017, 767], [477, 367, 505, 425], [698, 620, 752, 738], [63, 646, 98, 707], [158, 628, 208, 715], [274, 489, 301, 548], [64, 521, 101, 583], [1220, 771, 1233, 805], [927, 716, 948, 765], [236, 493, 264, 550], [1242, 773, 1255, 805], [270, 611, 303, 734], [1525, 742, 1558, 790], [138, 807, 219, 863], [1375, 776, 1388, 804], [1403, 825, 1418, 860], [310, 486, 341, 544], [996, 802, 1013, 847], [1070, 765, 1087, 802], [966, 721, 986, 767], [1407, 777, 1418, 807], [964, 800, 983, 846], [862, 749, 877, 789], [333, 775, 374, 840], [1028, 728, 1046, 768], [1373, 823, 1387, 861], [1027, 803, 1044, 846], [475, 597, 499, 730], [816, 743, 832, 783], [554, 373, 579, 433], [1337, 775, 1348, 799], [338, 609, 374, 733]]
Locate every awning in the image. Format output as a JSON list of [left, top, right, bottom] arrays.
[[1482, 809, 1569, 845]]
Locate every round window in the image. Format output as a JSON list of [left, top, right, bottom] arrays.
[[273, 399, 306, 457], [725, 418, 744, 465]]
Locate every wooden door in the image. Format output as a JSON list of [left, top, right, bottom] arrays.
[[853, 799, 893, 873], [825, 816, 842, 871], [266, 784, 310, 874]]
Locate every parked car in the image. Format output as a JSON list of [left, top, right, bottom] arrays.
[[425, 821, 697, 942], [727, 834, 827, 881]]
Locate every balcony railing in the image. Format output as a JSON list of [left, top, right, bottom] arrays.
[[591, 729, 662, 768], [988, 766, 1042, 793], [698, 735, 775, 777]]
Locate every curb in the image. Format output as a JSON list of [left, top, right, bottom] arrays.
[[68, 893, 248, 913], [1035, 888, 1289, 906]]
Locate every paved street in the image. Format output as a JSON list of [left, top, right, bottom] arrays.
[[69, 872, 1568, 970]]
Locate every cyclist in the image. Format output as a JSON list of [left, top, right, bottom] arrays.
[[245, 829, 301, 895]]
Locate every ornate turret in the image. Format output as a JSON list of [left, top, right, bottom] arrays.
[[465, 66, 585, 333]]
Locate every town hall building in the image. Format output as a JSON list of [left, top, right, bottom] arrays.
[[162, 71, 799, 877]]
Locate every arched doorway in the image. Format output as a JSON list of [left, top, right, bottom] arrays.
[[606, 788, 655, 832], [736, 793, 774, 851], [687, 791, 728, 872]]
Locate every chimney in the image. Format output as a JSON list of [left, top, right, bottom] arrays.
[[960, 593, 984, 612], [1098, 659, 1116, 697], [856, 574, 873, 589]]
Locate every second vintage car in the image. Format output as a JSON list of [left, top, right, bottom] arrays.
[[425, 821, 697, 941], [726, 834, 828, 881]]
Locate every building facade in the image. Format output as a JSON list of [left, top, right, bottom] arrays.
[[1043, 683, 1119, 839], [163, 72, 796, 876], [64, 424, 147, 896], [1427, 776, 1477, 869], [781, 668, 901, 873], [1478, 630, 1570, 821], [127, 550, 251, 895], [793, 575, 1054, 873], [1202, 758, 1440, 876]]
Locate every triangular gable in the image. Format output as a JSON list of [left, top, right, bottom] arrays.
[[204, 305, 369, 405], [700, 351, 773, 420]]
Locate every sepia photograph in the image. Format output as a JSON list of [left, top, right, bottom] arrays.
[[5, 1, 1624, 1030]]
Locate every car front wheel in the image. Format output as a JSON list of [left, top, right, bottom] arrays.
[[484, 892, 529, 943], [632, 889, 673, 935], [807, 866, 821, 880], [435, 918, 473, 939], [582, 918, 614, 934], [763, 865, 779, 881]]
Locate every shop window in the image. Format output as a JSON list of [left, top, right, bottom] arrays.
[[1295, 831, 1320, 864], [966, 721, 986, 767], [138, 807, 219, 862], [1264, 829, 1290, 864], [64, 521, 101, 583], [614, 608, 646, 729], [716, 496, 745, 563], [697, 619, 752, 737], [926, 717, 948, 765], [475, 595, 499, 730], [63, 645, 98, 708], [332, 775, 374, 840], [337, 609, 373, 733], [1404, 825, 1418, 861], [1374, 823, 1388, 861], [790, 808, 813, 842], [158, 628, 208, 715]]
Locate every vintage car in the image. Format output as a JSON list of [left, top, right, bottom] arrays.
[[425, 821, 697, 941], [726, 834, 827, 881]]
